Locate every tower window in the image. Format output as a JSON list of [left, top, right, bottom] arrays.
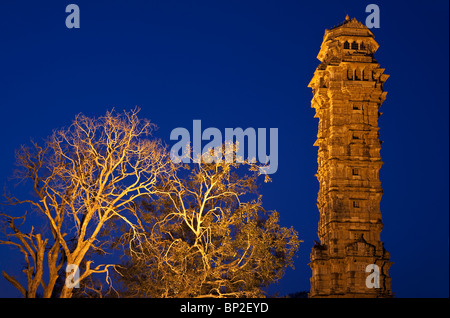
[[347, 69, 353, 80], [351, 42, 359, 50], [344, 41, 350, 49], [360, 42, 366, 50], [353, 105, 360, 110], [352, 168, 359, 176], [353, 201, 360, 208]]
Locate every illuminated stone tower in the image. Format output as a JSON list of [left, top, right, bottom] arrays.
[[308, 16, 392, 298]]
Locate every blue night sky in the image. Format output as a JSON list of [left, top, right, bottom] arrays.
[[0, 0, 448, 298]]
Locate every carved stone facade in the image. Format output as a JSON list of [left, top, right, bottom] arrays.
[[308, 16, 392, 298]]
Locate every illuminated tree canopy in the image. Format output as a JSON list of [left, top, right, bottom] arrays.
[[0, 109, 172, 298], [116, 144, 300, 298], [0, 111, 299, 298]]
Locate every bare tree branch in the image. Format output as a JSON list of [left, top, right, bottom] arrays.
[[0, 109, 173, 298]]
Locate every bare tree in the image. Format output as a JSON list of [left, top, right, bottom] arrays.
[[117, 143, 300, 298], [0, 109, 172, 298]]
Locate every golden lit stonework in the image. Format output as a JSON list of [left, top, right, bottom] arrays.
[[308, 16, 393, 298]]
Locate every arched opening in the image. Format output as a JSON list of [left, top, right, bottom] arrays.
[[347, 68, 353, 80]]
